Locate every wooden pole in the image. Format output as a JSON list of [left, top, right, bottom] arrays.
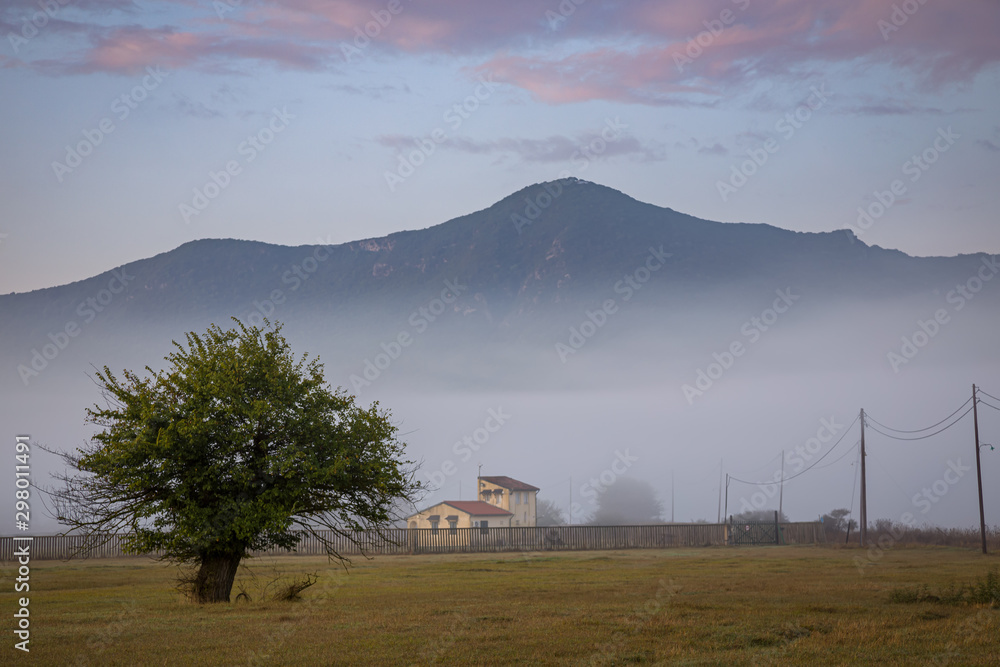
[[779, 449, 785, 520], [973, 385, 988, 555], [860, 408, 867, 548], [723, 474, 729, 522]]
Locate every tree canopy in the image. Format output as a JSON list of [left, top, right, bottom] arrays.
[[51, 319, 419, 602], [588, 477, 663, 525], [535, 498, 566, 526]]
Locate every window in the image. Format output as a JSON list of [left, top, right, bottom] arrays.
[[428, 515, 440, 535], [447, 516, 458, 535], [479, 520, 489, 534]]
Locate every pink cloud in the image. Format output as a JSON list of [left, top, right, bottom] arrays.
[[480, 0, 1000, 105], [14, 0, 1000, 99], [36, 24, 332, 75]]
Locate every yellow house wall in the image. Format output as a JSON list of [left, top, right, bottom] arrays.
[[406, 502, 513, 529], [478, 480, 537, 527], [510, 491, 537, 527]]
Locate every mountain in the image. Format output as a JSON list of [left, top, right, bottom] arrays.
[[1, 179, 991, 337], [2, 178, 997, 395]]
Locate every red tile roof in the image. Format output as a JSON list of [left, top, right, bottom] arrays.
[[442, 501, 512, 516], [479, 476, 540, 492]]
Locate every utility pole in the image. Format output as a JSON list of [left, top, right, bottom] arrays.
[[724, 474, 729, 522], [973, 384, 988, 555], [569, 475, 573, 526], [717, 458, 723, 523], [779, 449, 785, 521], [860, 408, 867, 548], [670, 470, 675, 523]]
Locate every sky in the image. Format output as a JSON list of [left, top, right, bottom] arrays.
[[1, 0, 999, 295]]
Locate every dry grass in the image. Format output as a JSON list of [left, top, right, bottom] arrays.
[[4, 545, 1000, 665]]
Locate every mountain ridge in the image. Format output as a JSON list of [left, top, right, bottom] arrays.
[[2, 180, 996, 347]]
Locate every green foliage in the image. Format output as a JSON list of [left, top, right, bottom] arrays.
[[889, 569, 1000, 607], [54, 319, 419, 568]]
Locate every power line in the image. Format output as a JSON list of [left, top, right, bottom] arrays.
[[978, 388, 1000, 404], [979, 399, 1000, 413], [729, 414, 860, 486], [808, 441, 859, 471], [866, 405, 974, 441], [866, 397, 972, 434]]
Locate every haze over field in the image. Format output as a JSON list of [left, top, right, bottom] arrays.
[[2, 180, 999, 534], [1, 1, 999, 537]]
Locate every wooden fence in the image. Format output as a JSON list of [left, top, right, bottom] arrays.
[[0, 523, 825, 562]]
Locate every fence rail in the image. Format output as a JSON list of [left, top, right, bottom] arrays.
[[0, 523, 825, 562]]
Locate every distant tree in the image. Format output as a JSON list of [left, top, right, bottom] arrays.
[[589, 477, 663, 525], [820, 508, 857, 533], [48, 320, 419, 603], [535, 498, 566, 526]]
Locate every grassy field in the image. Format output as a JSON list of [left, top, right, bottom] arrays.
[[4, 545, 999, 665]]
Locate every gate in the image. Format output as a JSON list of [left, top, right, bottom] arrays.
[[729, 512, 781, 546]]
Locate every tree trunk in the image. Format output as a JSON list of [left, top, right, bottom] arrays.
[[193, 552, 243, 603]]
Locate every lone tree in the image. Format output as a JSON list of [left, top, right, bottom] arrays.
[[50, 319, 419, 603], [588, 477, 663, 525], [535, 498, 566, 526]]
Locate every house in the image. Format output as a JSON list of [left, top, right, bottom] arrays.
[[406, 500, 512, 532], [405, 475, 542, 531], [478, 476, 540, 527]]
